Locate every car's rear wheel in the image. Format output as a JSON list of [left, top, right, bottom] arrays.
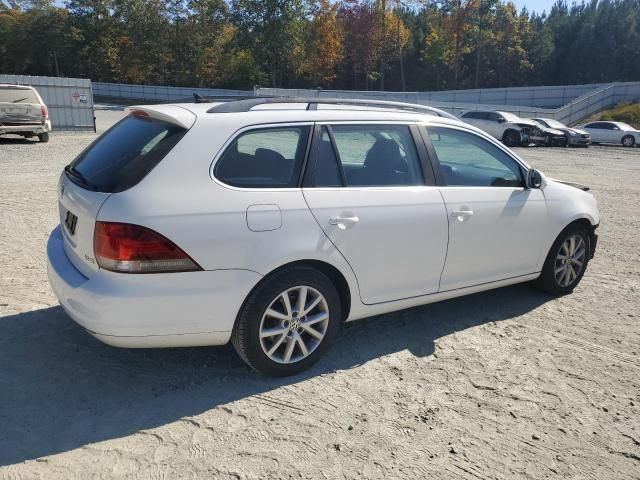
[[231, 266, 341, 376], [503, 130, 521, 147], [622, 135, 635, 147], [534, 225, 590, 296], [38, 132, 49, 143]]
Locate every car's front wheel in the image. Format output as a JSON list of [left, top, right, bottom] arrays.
[[622, 135, 635, 147], [534, 225, 590, 295], [503, 130, 521, 147], [38, 132, 49, 143], [231, 266, 341, 376]]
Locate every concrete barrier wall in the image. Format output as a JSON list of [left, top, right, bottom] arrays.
[[93, 82, 251, 102], [257, 82, 640, 125], [257, 83, 617, 109], [0, 74, 95, 132]]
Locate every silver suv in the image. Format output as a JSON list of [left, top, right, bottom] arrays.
[[0, 84, 52, 142]]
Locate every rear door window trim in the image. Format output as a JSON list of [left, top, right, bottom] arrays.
[[304, 121, 437, 189]]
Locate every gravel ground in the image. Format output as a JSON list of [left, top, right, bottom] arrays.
[[1, 108, 639, 479]]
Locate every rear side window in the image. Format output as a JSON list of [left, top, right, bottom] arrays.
[[0, 87, 39, 104], [68, 115, 186, 193], [313, 124, 423, 187], [215, 126, 310, 188]]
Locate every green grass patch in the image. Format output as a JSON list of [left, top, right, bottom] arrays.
[[600, 102, 640, 129]]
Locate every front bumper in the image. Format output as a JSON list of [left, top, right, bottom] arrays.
[[589, 224, 599, 259], [47, 225, 261, 348], [568, 136, 590, 146]]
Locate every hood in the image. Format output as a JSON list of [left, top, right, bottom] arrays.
[[515, 120, 538, 128], [541, 127, 564, 135], [563, 127, 589, 136]]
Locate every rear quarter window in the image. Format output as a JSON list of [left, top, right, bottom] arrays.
[[0, 88, 39, 104], [68, 114, 186, 193], [214, 126, 311, 188]]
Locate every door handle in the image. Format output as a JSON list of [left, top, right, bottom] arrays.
[[451, 209, 473, 222], [329, 215, 359, 229]]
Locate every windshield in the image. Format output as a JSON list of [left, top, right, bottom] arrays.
[[68, 115, 187, 193], [0, 88, 39, 104]]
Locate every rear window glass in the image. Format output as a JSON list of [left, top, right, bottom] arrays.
[[215, 126, 310, 188], [68, 114, 186, 193], [0, 88, 39, 104]]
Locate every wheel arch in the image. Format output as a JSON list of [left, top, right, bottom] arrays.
[[236, 260, 353, 326], [502, 128, 521, 143]]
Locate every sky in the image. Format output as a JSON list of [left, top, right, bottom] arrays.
[[510, 0, 560, 14]]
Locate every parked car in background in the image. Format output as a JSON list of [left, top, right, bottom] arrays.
[[528, 119, 568, 147], [574, 121, 640, 147], [532, 118, 590, 147], [47, 98, 599, 376], [0, 84, 51, 142], [459, 110, 550, 147]]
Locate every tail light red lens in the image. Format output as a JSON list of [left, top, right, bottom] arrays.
[[41, 105, 48, 118], [94, 222, 202, 273]]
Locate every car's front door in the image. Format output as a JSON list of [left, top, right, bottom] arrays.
[[426, 126, 547, 291], [302, 123, 449, 304]]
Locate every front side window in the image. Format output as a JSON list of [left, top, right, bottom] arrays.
[[313, 124, 423, 187], [215, 126, 310, 187], [428, 127, 524, 188]]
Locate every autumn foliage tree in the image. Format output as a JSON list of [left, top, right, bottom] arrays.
[[1, 0, 639, 91]]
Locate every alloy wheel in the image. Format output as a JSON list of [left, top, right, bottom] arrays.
[[554, 234, 587, 287], [259, 286, 330, 364]]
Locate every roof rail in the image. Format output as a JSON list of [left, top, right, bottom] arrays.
[[206, 97, 457, 120], [192, 93, 259, 103]]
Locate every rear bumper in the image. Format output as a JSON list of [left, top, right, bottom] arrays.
[[0, 123, 49, 136], [46, 225, 262, 348]]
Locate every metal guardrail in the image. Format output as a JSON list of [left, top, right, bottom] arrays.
[[0, 74, 95, 132]]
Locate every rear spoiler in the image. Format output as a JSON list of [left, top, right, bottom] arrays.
[[127, 105, 197, 129]]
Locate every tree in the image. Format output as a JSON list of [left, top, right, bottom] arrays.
[[300, 0, 343, 87]]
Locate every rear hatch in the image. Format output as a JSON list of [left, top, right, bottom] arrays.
[[59, 106, 194, 277], [0, 86, 42, 125]]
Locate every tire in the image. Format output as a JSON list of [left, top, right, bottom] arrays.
[[503, 130, 521, 147], [534, 225, 590, 296], [231, 266, 342, 376], [38, 132, 50, 143], [622, 135, 635, 147]]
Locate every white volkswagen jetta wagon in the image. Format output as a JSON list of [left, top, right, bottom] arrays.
[[47, 98, 599, 376]]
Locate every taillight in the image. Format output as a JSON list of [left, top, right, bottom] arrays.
[[41, 105, 48, 118], [94, 222, 202, 273]]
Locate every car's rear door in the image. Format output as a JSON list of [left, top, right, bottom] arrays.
[[425, 125, 547, 291], [0, 87, 42, 125], [302, 123, 449, 304]]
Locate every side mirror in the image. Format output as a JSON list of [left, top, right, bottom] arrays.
[[528, 169, 542, 189], [497, 117, 506, 123]]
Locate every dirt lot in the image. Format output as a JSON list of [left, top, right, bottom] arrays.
[[1, 108, 639, 479]]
